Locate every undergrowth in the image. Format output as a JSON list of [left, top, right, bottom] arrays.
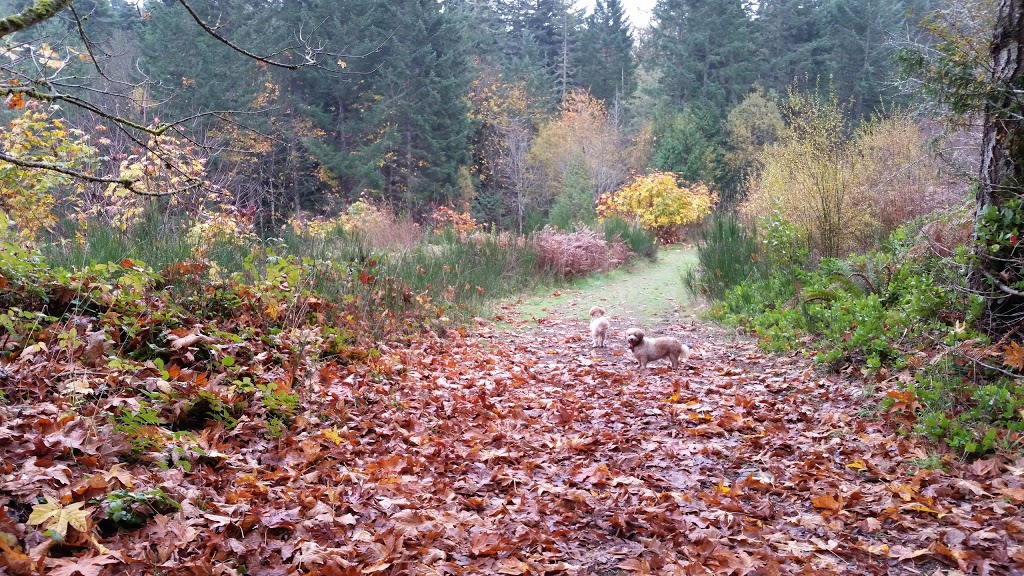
[[697, 214, 1023, 457]]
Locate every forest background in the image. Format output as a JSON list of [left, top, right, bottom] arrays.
[[0, 0, 945, 238]]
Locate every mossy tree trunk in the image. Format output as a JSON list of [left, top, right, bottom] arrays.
[[972, 0, 1024, 336]]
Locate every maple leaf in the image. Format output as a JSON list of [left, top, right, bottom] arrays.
[[810, 494, 843, 512], [322, 426, 344, 445], [1002, 340, 1024, 371], [28, 499, 90, 538], [901, 502, 944, 516], [166, 326, 215, 350], [47, 554, 120, 576]]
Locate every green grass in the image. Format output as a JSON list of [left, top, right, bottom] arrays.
[[512, 247, 697, 326]]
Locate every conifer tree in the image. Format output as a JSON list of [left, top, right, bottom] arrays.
[[650, 0, 757, 109], [356, 0, 473, 208], [576, 0, 635, 105]]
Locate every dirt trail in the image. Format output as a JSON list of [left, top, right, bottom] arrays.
[[3, 250, 1019, 574], [441, 250, 1022, 574]]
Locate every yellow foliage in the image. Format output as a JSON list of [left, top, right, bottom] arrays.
[[101, 134, 216, 232], [742, 97, 951, 257], [0, 105, 96, 239], [597, 172, 717, 243], [528, 90, 639, 206], [28, 498, 90, 537], [186, 211, 258, 258], [290, 199, 387, 238]]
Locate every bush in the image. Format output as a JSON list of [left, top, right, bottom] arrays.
[[534, 226, 628, 277], [707, 216, 1024, 456], [684, 213, 760, 300], [598, 216, 658, 259], [597, 172, 717, 243], [760, 210, 809, 272], [741, 90, 959, 258]]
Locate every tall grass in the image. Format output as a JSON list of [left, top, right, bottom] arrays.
[[42, 213, 253, 274], [43, 217, 558, 332], [683, 213, 760, 300], [597, 216, 658, 259]]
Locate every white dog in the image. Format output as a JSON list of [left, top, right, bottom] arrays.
[[625, 327, 690, 369], [589, 306, 611, 348]]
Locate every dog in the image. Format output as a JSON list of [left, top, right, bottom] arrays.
[[589, 306, 611, 348], [625, 327, 690, 369]]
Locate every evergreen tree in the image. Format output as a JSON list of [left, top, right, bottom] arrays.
[[754, 0, 831, 95], [139, 0, 269, 117], [576, 0, 635, 105], [355, 0, 473, 209], [823, 0, 904, 118], [649, 102, 734, 201], [494, 0, 580, 100], [650, 0, 757, 109]]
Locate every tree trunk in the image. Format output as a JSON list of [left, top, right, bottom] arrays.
[[972, 0, 1024, 336]]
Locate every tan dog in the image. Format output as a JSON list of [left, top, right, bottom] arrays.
[[589, 306, 611, 348], [625, 327, 690, 369]]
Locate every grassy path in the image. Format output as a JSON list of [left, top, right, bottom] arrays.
[[513, 247, 698, 328]]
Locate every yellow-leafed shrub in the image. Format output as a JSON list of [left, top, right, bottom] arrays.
[[596, 172, 716, 243], [741, 89, 957, 258]]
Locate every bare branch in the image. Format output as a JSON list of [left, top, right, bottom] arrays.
[[176, 0, 314, 70], [0, 0, 73, 39], [0, 149, 145, 192], [979, 265, 1024, 297]]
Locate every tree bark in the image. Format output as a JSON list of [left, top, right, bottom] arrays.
[[973, 0, 1024, 335]]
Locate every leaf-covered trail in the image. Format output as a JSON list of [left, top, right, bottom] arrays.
[[2, 251, 1022, 575], [401, 248, 1022, 574]]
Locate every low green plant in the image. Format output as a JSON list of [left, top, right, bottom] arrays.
[[908, 453, 946, 471], [98, 488, 180, 530], [760, 210, 809, 273], [259, 382, 298, 419], [708, 216, 1024, 456], [598, 216, 658, 259], [113, 404, 167, 453]]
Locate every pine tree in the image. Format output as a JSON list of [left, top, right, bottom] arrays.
[[355, 0, 473, 209], [650, 0, 757, 109], [139, 0, 267, 116], [576, 0, 636, 105], [754, 0, 831, 94], [822, 0, 905, 118]]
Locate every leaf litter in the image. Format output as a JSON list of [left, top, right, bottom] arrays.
[[1, 297, 1023, 575]]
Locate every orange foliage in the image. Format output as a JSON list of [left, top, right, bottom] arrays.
[[431, 205, 481, 237]]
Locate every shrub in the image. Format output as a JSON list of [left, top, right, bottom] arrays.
[[430, 205, 480, 238], [684, 213, 760, 300], [597, 172, 717, 243], [534, 226, 628, 277], [598, 216, 658, 259], [293, 200, 423, 252], [742, 89, 959, 258], [709, 213, 1022, 456], [760, 209, 810, 272]]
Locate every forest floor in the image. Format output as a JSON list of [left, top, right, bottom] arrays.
[[2, 249, 1023, 575]]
